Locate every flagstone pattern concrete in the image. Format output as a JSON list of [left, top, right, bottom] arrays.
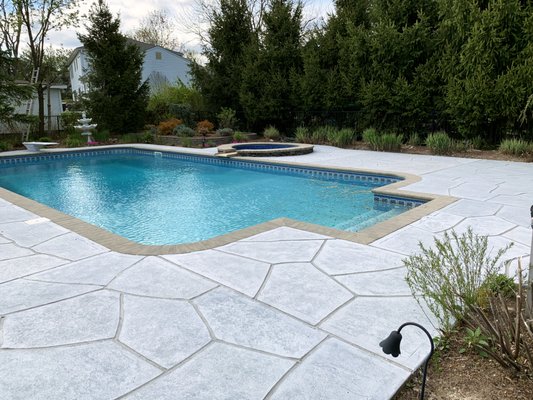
[[0, 145, 531, 399]]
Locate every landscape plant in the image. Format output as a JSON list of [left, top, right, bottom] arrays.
[[499, 138, 533, 156], [78, 0, 148, 134], [407, 133, 422, 146], [362, 128, 402, 151], [294, 126, 310, 143], [217, 107, 238, 129], [0, 140, 13, 151], [312, 126, 336, 144], [328, 128, 355, 148], [216, 128, 233, 137], [196, 119, 214, 135], [174, 125, 196, 137], [263, 126, 280, 140], [233, 131, 248, 142], [426, 131, 456, 155], [157, 118, 182, 135], [404, 228, 511, 331], [465, 260, 533, 374]]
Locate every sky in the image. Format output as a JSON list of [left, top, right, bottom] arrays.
[[47, 0, 335, 54]]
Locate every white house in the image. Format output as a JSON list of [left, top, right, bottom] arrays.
[[68, 39, 191, 100], [0, 84, 67, 134]]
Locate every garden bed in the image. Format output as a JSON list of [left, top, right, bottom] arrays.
[[394, 326, 533, 400], [157, 132, 258, 147]]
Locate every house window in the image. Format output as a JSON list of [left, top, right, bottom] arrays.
[[155, 52, 162, 60]]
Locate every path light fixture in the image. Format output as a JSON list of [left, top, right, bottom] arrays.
[[379, 322, 434, 400]]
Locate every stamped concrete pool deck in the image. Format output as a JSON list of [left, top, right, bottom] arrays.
[[0, 145, 531, 399]]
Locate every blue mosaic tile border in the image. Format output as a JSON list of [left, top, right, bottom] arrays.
[[374, 194, 425, 208], [0, 148, 424, 207]]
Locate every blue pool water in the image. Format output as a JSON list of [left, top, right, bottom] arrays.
[[0, 150, 416, 245]]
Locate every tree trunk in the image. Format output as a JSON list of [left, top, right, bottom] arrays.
[[37, 83, 45, 136], [47, 84, 52, 134]]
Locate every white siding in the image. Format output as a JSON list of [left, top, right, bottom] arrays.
[[142, 47, 191, 91], [0, 87, 65, 133], [69, 50, 89, 101], [68, 45, 192, 99]]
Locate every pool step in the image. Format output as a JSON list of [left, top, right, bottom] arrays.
[[215, 152, 238, 158], [336, 209, 400, 232], [334, 210, 380, 231]]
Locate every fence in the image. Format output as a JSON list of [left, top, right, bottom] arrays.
[[0, 115, 65, 138]]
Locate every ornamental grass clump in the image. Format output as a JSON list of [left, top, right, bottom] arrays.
[[499, 138, 533, 156], [294, 126, 311, 143], [263, 126, 280, 140], [328, 128, 355, 148], [312, 126, 336, 144], [362, 128, 402, 151], [426, 131, 455, 155]]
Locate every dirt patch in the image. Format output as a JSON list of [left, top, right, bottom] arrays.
[[394, 329, 533, 400]]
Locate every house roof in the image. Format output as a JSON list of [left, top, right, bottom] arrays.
[[67, 39, 186, 67]]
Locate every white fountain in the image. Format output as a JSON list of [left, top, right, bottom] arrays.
[[74, 112, 98, 143]]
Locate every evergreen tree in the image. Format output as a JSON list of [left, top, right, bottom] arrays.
[[441, 0, 532, 142], [78, 0, 148, 133], [0, 50, 32, 123], [240, 0, 303, 130], [191, 0, 254, 114]]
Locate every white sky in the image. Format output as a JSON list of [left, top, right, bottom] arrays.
[[46, 0, 335, 54]]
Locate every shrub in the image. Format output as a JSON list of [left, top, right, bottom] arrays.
[[168, 103, 193, 126], [118, 133, 143, 143], [465, 259, 533, 374], [0, 141, 13, 151], [312, 126, 336, 144], [328, 128, 355, 148], [65, 135, 85, 148], [140, 132, 154, 144], [263, 126, 280, 140], [196, 120, 214, 135], [180, 137, 193, 147], [426, 131, 455, 155], [174, 125, 196, 137], [38, 136, 53, 142], [485, 273, 516, 298], [206, 140, 217, 147], [216, 128, 234, 137], [233, 131, 248, 142], [499, 138, 533, 156], [404, 227, 511, 331], [61, 111, 80, 136], [147, 83, 204, 124], [157, 118, 182, 135], [295, 126, 310, 143], [217, 107, 237, 129], [93, 129, 110, 143]]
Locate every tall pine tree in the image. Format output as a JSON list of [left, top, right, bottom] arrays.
[[239, 0, 303, 130], [191, 0, 254, 114], [78, 0, 148, 133]]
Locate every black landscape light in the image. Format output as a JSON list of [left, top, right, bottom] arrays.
[[379, 322, 434, 400]]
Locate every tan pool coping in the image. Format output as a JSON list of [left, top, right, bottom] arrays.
[[0, 144, 456, 255]]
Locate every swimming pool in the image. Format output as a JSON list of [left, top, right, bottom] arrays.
[[0, 148, 423, 245]]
